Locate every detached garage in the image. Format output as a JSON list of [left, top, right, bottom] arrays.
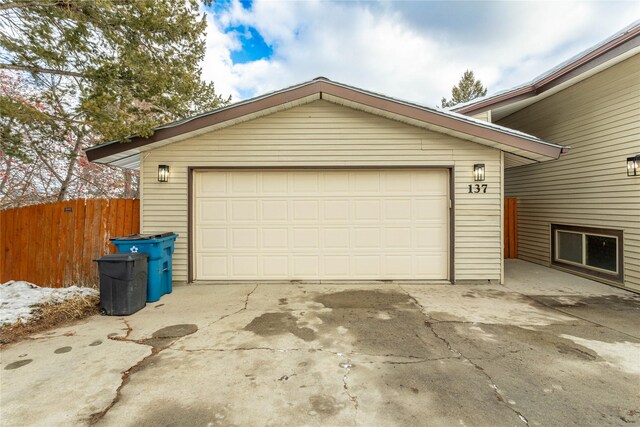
[[86, 78, 566, 284]]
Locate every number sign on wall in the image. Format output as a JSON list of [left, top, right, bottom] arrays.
[[468, 184, 488, 194]]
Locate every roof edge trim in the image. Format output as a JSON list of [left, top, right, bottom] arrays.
[[454, 21, 640, 115], [86, 77, 565, 163]]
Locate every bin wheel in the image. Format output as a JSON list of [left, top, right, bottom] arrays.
[[100, 308, 107, 316]]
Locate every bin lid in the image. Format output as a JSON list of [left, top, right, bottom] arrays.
[[95, 253, 149, 262], [110, 233, 176, 241]]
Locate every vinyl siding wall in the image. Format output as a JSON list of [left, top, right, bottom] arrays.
[[141, 99, 502, 283], [500, 54, 640, 291]]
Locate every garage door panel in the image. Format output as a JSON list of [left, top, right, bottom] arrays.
[[324, 228, 350, 249], [354, 172, 381, 192], [354, 200, 381, 220], [415, 198, 448, 221], [262, 200, 288, 221], [231, 228, 258, 249], [323, 200, 349, 221], [293, 228, 319, 249], [197, 173, 227, 196], [262, 228, 288, 249], [261, 172, 289, 193], [294, 256, 319, 276], [231, 173, 258, 193], [323, 172, 350, 193], [198, 200, 227, 223], [385, 200, 412, 220], [195, 169, 448, 280], [416, 227, 448, 249], [355, 255, 381, 275], [293, 200, 319, 221], [416, 254, 448, 276], [384, 173, 412, 193], [386, 255, 412, 275], [232, 256, 258, 276], [293, 173, 319, 193], [198, 256, 227, 278], [354, 228, 381, 248], [385, 228, 412, 248], [230, 201, 258, 221], [263, 256, 288, 277], [198, 229, 227, 250], [324, 256, 350, 276], [413, 171, 448, 193]]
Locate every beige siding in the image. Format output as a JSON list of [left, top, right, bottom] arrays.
[[142, 99, 502, 283], [472, 111, 492, 123], [501, 54, 640, 291]]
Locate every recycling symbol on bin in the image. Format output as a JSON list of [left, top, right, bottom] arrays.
[[130, 246, 139, 253]]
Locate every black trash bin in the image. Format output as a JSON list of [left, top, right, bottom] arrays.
[[95, 253, 148, 315]]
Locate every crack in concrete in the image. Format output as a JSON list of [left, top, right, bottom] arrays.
[[176, 346, 453, 364], [181, 346, 288, 353], [89, 317, 203, 425], [398, 285, 530, 425], [201, 284, 259, 329], [87, 346, 158, 426], [396, 284, 428, 313], [361, 356, 455, 365], [243, 284, 258, 309], [425, 319, 530, 426], [88, 319, 154, 425], [107, 319, 133, 343], [396, 284, 640, 425], [338, 355, 359, 425]]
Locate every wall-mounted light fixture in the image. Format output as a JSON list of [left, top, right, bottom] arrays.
[[627, 155, 639, 177], [473, 164, 485, 181], [158, 165, 170, 182]]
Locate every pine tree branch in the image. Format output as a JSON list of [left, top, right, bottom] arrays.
[[0, 63, 84, 78], [0, 1, 87, 12], [0, 2, 33, 11]]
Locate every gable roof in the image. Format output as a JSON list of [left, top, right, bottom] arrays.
[[85, 77, 567, 169], [454, 20, 640, 118]]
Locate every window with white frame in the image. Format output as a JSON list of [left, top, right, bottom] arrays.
[[552, 225, 623, 282]]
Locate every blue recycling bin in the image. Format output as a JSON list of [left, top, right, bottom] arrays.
[[111, 233, 178, 302]]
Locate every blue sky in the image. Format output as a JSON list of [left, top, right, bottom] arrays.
[[201, 1, 640, 105]]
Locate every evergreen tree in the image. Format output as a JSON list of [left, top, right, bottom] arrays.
[[0, 0, 230, 156], [0, 0, 230, 204], [441, 70, 487, 108]]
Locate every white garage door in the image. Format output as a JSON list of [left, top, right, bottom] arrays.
[[194, 169, 449, 280]]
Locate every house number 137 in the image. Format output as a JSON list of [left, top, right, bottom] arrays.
[[468, 184, 488, 193]]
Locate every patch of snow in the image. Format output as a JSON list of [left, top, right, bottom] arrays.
[[0, 281, 98, 326], [560, 334, 640, 375]]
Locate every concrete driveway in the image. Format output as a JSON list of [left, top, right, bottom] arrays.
[[2, 260, 639, 426]]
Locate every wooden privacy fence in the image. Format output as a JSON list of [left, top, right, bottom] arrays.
[[504, 197, 518, 259], [1, 198, 140, 288]]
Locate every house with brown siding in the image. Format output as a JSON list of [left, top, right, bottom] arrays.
[[86, 78, 565, 285], [456, 22, 640, 292]]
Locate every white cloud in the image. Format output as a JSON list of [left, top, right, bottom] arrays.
[[201, 1, 640, 105]]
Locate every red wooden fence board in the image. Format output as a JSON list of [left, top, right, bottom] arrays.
[[504, 198, 518, 259], [0, 199, 140, 288]]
